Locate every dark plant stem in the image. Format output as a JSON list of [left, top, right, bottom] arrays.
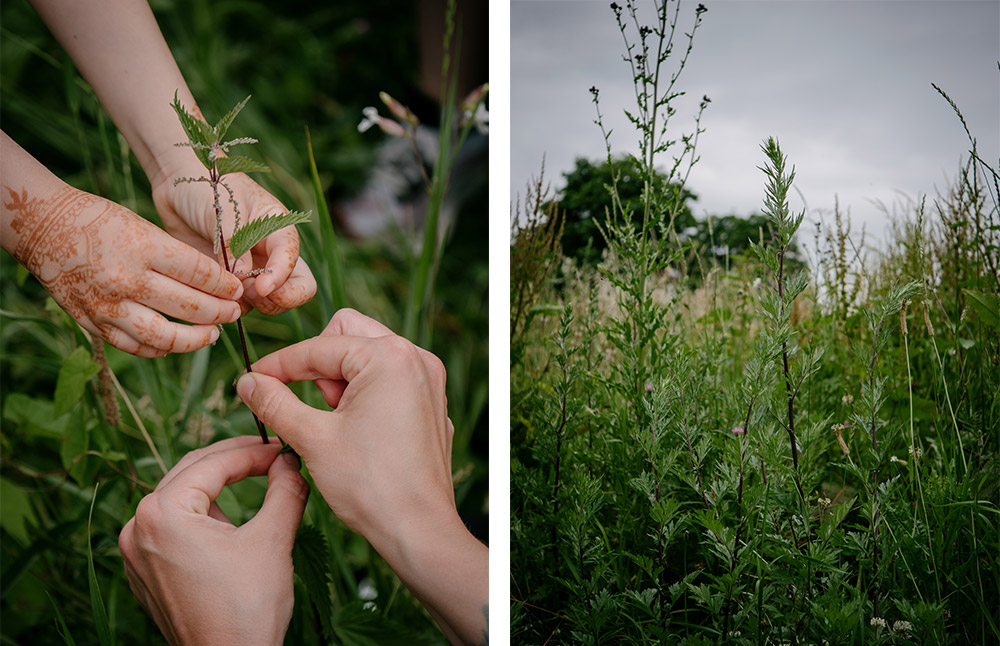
[[210, 163, 268, 444]]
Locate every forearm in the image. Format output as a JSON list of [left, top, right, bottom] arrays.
[[1, 131, 70, 256], [28, 0, 201, 187], [372, 515, 489, 646]]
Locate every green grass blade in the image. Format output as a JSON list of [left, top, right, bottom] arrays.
[[305, 127, 348, 317], [46, 590, 78, 646], [87, 484, 115, 646]]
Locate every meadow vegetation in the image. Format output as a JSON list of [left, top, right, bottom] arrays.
[[510, 1, 998, 643]]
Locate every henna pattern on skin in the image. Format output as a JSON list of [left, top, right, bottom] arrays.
[[9, 186, 132, 323], [6, 185, 231, 355]]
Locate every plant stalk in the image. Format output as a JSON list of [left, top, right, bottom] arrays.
[[210, 163, 268, 444]]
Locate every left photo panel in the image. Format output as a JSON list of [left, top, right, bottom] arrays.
[[0, 0, 489, 643]]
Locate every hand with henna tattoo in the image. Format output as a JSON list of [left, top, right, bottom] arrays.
[[1, 132, 244, 357]]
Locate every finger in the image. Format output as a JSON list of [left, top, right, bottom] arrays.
[[250, 335, 371, 384], [253, 227, 299, 299], [157, 436, 277, 491], [240, 255, 315, 315], [321, 308, 395, 338], [93, 320, 168, 358], [314, 378, 348, 408], [139, 272, 241, 325], [208, 501, 231, 523], [264, 257, 316, 311], [156, 443, 284, 515], [236, 373, 329, 452], [244, 451, 308, 547], [110, 302, 221, 354], [152, 237, 243, 300]]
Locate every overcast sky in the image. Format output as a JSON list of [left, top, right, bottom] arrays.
[[511, 0, 1000, 250]]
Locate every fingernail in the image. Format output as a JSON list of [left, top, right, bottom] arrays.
[[281, 451, 301, 469], [209, 326, 220, 344], [236, 372, 257, 400]]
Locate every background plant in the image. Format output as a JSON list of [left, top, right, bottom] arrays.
[[510, 1, 998, 643], [1, 1, 487, 643]]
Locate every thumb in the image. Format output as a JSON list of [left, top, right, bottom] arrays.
[[245, 451, 308, 546], [236, 372, 325, 452]]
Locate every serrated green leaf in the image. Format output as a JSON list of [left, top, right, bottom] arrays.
[[213, 94, 251, 141], [54, 346, 101, 417], [963, 288, 1000, 329], [215, 155, 270, 176], [229, 211, 311, 259], [170, 91, 213, 169], [332, 602, 437, 646], [293, 525, 335, 641]]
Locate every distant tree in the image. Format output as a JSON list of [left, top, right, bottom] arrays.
[[553, 155, 802, 278], [552, 156, 697, 265]]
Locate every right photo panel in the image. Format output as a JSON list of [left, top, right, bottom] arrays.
[[510, 1, 1000, 643]]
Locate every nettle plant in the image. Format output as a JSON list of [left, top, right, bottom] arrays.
[[170, 92, 311, 441]]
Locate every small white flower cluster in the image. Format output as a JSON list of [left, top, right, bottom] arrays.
[[908, 445, 922, 460], [869, 616, 913, 637], [817, 496, 832, 508], [842, 393, 854, 406]]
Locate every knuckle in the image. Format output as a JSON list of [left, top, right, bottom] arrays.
[[133, 494, 166, 535], [330, 307, 363, 331]]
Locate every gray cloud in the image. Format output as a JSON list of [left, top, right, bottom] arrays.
[[512, 0, 999, 247]]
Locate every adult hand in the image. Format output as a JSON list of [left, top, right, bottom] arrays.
[[235, 309, 488, 646], [236, 308, 455, 539], [118, 436, 308, 646], [152, 167, 316, 316], [2, 178, 243, 357]]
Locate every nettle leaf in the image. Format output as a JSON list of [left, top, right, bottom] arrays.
[[215, 155, 270, 176], [170, 91, 214, 169], [54, 346, 102, 417], [229, 210, 312, 259], [292, 525, 334, 641], [213, 94, 251, 141]]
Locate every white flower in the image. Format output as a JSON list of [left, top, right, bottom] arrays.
[[892, 619, 913, 634], [464, 103, 489, 135], [870, 616, 887, 629], [358, 106, 380, 133], [357, 106, 406, 137]]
